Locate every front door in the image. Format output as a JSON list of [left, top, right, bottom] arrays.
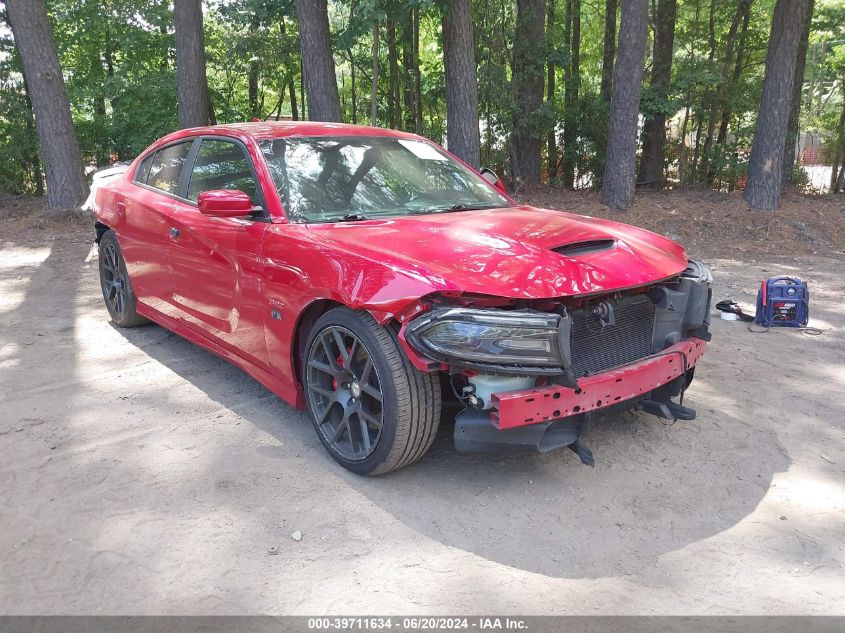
[[166, 137, 270, 370]]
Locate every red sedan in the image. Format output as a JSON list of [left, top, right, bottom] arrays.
[[93, 122, 711, 475]]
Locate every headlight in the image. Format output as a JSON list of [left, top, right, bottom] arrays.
[[405, 308, 563, 367]]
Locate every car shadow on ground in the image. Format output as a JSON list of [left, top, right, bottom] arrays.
[[114, 321, 789, 580]]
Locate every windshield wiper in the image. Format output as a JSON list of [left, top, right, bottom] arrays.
[[325, 213, 371, 222], [430, 203, 493, 213]]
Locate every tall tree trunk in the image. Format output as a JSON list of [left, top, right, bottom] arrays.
[[94, 41, 108, 165], [706, 0, 716, 67], [600, 0, 617, 103], [93, 5, 108, 119], [744, 0, 809, 210], [295, 0, 341, 122], [174, 0, 215, 128], [638, 0, 677, 189], [349, 49, 358, 125], [288, 74, 299, 120], [249, 57, 260, 118], [512, 0, 546, 185], [562, 0, 580, 188], [601, 0, 649, 210], [402, 14, 416, 131], [443, 0, 481, 167], [300, 58, 306, 117], [835, 158, 845, 194], [562, 0, 572, 171], [678, 102, 690, 185], [715, 6, 751, 157], [547, 0, 558, 179], [370, 23, 380, 126], [159, 23, 169, 70], [279, 18, 298, 120], [782, 0, 815, 188], [270, 82, 285, 120], [677, 0, 700, 187], [832, 90, 845, 192], [413, 6, 423, 133], [691, 0, 716, 182], [701, 0, 752, 186], [104, 21, 114, 77], [6, 0, 88, 210], [247, 15, 261, 118], [387, 19, 401, 129], [595, 0, 618, 189]]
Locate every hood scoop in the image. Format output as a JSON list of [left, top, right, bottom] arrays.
[[552, 239, 616, 257]]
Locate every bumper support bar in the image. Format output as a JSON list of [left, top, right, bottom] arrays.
[[490, 338, 707, 430]]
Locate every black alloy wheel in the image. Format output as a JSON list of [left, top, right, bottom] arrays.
[[306, 325, 384, 461], [98, 230, 148, 327], [303, 308, 441, 475]]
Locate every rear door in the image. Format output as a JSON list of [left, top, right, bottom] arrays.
[[120, 140, 195, 319], [166, 137, 270, 369]]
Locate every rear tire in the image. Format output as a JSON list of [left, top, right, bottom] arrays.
[[98, 230, 148, 328], [303, 307, 441, 475]]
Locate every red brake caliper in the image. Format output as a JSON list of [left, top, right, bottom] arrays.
[[332, 348, 352, 391]]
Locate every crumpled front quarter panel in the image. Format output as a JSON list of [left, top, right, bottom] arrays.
[[260, 223, 447, 395]]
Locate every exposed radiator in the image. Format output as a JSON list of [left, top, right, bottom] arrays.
[[569, 295, 655, 378]]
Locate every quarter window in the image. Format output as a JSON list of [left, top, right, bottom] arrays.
[[187, 139, 259, 203], [147, 142, 192, 194], [134, 152, 155, 184]]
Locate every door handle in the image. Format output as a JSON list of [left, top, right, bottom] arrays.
[[169, 227, 180, 240]]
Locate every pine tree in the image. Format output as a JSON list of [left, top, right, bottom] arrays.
[[295, 0, 342, 122], [443, 0, 481, 167], [601, 0, 649, 209], [5, 0, 88, 210], [174, 0, 215, 128], [745, 0, 810, 210]]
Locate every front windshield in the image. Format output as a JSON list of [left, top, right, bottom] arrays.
[[258, 136, 509, 223]]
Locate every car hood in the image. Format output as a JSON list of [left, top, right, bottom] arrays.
[[301, 205, 688, 300]]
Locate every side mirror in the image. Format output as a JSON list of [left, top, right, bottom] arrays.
[[480, 167, 507, 194], [197, 189, 253, 217]]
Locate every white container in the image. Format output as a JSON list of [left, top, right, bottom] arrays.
[[720, 311, 739, 321], [468, 375, 535, 409]]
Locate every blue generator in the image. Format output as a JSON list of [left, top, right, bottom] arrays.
[[755, 277, 809, 328]]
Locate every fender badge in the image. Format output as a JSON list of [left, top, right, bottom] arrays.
[[269, 298, 284, 320]]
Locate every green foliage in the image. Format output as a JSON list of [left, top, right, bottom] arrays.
[[0, 17, 41, 194], [2, 0, 845, 195], [802, 2, 845, 191], [0, 87, 41, 195]]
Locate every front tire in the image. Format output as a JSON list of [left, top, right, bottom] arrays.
[[98, 230, 148, 327], [303, 307, 441, 475]]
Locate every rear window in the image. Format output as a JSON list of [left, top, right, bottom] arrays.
[[146, 141, 193, 195]]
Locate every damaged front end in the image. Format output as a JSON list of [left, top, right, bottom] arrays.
[[400, 260, 713, 463]]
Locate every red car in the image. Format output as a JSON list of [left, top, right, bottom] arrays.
[[93, 122, 711, 475]]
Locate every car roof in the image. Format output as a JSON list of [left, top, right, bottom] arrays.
[[173, 121, 423, 142]]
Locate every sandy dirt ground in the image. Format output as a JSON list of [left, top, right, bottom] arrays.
[[0, 194, 843, 615]]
